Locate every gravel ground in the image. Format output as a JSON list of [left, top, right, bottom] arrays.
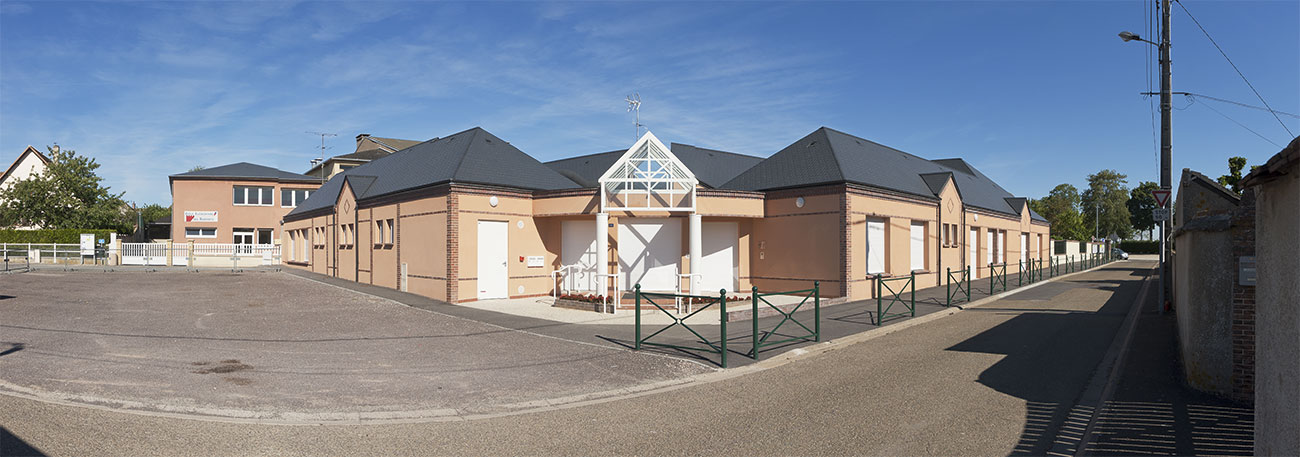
[[0, 271, 710, 421]]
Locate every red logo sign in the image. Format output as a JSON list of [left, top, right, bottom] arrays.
[[1152, 189, 1171, 208]]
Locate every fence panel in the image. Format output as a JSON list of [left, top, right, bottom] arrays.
[[875, 272, 915, 326], [750, 283, 820, 360], [946, 266, 971, 306], [635, 286, 730, 368]]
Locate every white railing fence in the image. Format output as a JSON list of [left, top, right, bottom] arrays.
[[118, 243, 280, 267]]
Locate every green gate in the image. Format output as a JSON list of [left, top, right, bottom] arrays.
[[635, 285, 732, 367], [750, 283, 820, 360], [875, 272, 915, 325], [946, 266, 971, 307]]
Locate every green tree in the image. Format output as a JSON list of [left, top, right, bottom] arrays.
[[0, 146, 131, 232], [1081, 169, 1133, 240], [1030, 183, 1087, 241], [1216, 157, 1247, 193], [1127, 181, 1160, 240]]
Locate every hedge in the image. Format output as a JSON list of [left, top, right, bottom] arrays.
[[1119, 240, 1159, 254], [0, 229, 120, 244]]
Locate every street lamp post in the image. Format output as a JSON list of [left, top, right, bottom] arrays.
[[1120, 0, 1173, 312]]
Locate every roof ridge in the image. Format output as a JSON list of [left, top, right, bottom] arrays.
[[544, 149, 624, 164], [448, 127, 482, 182], [817, 128, 847, 183], [670, 142, 762, 159]]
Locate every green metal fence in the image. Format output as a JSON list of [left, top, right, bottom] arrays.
[[989, 263, 1007, 294], [750, 283, 820, 360], [945, 266, 971, 307], [635, 285, 731, 367], [875, 272, 915, 325]]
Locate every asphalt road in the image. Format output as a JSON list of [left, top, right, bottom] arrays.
[[0, 262, 1152, 456]]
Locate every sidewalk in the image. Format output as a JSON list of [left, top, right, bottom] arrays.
[[285, 257, 1121, 368], [1079, 274, 1254, 455]]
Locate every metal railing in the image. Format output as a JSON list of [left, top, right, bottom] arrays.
[[750, 283, 820, 360], [635, 285, 731, 367], [875, 272, 915, 325], [550, 264, 581, 299], [594, 272, 621, 314], [989, 263, 1008, 294], [1, 243, 92, 263], [675, 273, 702, 313], [946, 266, 971, 307]]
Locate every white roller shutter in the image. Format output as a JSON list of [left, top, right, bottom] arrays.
[[866, 218, 886, 275], [910, 222, 925, 271]]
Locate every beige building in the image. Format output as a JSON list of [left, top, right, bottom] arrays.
[[304, 134, 423, 181], [282, 127, 1049, 305], [169, 163, 320, 245], [1, 146, 54, 229]]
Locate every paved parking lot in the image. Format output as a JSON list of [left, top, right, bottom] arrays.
[[0, 271, 710, 422]]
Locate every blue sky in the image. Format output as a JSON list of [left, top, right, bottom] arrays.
[[2, 1, 1296, 206]]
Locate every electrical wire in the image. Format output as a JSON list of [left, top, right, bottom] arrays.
[[1188, 96, 1284, 148], [1175, 0, 1295, 137], [1182, 92, 1300, 119]]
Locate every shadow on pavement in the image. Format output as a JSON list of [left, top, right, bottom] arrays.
[[0, 427, 46, 457], [944, 268, 1145, 456]]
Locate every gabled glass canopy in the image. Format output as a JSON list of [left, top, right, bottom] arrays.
[[598, 131, 698, 212]]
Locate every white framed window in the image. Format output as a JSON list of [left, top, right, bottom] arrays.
[[234, 186, 274, 206], [386, 219, 394, 244], [375, 220, 385, 247], [185, 227, 217, 238], [281, 189, 312, 208], [910, 221, 926, 271], [866, 218, 886, 275]]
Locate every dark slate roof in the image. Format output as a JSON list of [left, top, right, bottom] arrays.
[[721, 127, 1046, 221], [286, 127, 581, 218], [331, 149, 392, 162], [542, 143, 763, 188], [170, 162, 318, 183]]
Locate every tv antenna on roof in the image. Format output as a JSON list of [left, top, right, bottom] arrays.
[[306, 131, 336, 184], [626, 93, 643, 142]]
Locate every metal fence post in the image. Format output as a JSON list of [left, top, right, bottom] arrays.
[[752, 286, 759, 359], [719, 289, 728, 369], [965, 266, 971, 302], [877, 274, 883, 326], [989, 264, 994, 296], [634, 284, 641, 350], [814, 281, 821, 342], [910, 271, 916, 317], [946, 267, 952, 306]]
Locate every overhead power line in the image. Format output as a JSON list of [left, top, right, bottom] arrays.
[[1189, 97, 1283, 148], [1175, 0, 1295, 137], [1184, 92, 1300, 119]]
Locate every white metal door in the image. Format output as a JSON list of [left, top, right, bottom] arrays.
[[618, 218, 681, 291], [866, 218, 886, 275], [986, 230, 995, 266], [477, 220, 509, 299], [1021, 233, 1028, 263], [561, 220, 598, 292], [699, 222, 738, 294], [998, 231, 1006, 264], [909, 222, 925, 271], [970, 228, 979, 278]]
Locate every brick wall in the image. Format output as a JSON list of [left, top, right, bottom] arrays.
[[1229, 188, 1256, 403], [446, 192, 459, 303]]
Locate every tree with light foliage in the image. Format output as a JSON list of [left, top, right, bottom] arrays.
[[1081, 169, 1132, 240], [1029, 184, 1087, 241], [0, 146, 131, 232]]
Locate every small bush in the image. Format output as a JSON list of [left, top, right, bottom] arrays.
[[1119, 240, 1159, 254], [0, 229, 119, 244]]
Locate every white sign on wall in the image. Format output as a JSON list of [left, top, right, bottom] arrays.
[[526, 256, 544, 267], [184, 210, 218, 223]]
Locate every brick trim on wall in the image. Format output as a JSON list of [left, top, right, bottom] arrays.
[[1230, 188, 1256, 403], [446, 192, 460, 303]]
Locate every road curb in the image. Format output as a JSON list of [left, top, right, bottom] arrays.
[[0, 262, 1131, 426]]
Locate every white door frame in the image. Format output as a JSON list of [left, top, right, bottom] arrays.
[[477, 220, 509, 299]]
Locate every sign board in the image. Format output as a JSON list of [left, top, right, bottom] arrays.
[[184, 210, 218, 223], [1239, 256, 1256, 286], [1153, 208, 1171, 222], [1152, 189, 1172, 208], [525, 256, 544, 267], [80, 234, 95, 256]]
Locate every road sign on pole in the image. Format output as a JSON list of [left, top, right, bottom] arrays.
[[1152, 189, 1172, 208], [1153, 208, 1171, 222]]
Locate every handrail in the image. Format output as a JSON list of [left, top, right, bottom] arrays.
[[594, 272, 621, 314], [550, 264, 582, 299], [676, 273, 702, 313]]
